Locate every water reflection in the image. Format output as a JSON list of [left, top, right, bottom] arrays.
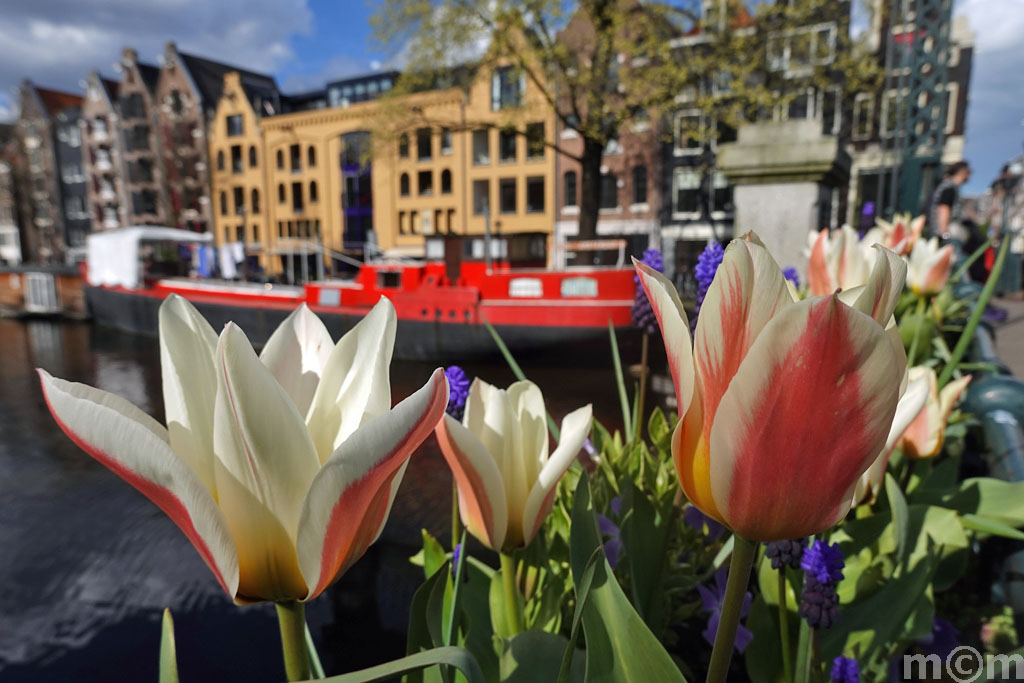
[[0, 318, 638, 682]]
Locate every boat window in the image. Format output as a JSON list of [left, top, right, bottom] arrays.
[[561, 276, 598, 298], [377, 271, 401, 288], [509, 277, 543, 298]]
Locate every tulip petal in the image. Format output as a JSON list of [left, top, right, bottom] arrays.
[[503, 381, 544, 536], [159, 295, 219, 496], [853, 372, 931, 506], [939, 375, 972, 422], [695, 238, 792, 432], [521, 404, 592, 547], [306, 297, 396, 464], [923, 245, 953, 293], [851, 246, 907, 326], [213, 323, 321, 601], [260, 304, 334, 417], [633, 258, 696, 418], [38, 369, 239, 597], [297, 368, 448, 600], [709, 295, 901, 540], [435, 414, 509, 551], [807, 229, 835, 296]]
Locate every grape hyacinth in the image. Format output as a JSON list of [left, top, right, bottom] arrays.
[[632, 248, 664, 334], [765, 538, 808, 570], [694, 241, 725, 318], [444, 366, 471, 421], [830, 656, 859, 683], [782, 266, 800, 290], [799, 540, 845, 629]]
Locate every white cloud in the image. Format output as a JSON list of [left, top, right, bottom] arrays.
[[0, 0, 313, 122]]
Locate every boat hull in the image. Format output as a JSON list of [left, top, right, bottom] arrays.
[[85, 285, 638, 361]]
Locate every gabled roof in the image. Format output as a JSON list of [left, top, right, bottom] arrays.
[[138, 62, 161, 96], [34, 86, 83, 116], [100, 77, 119, 101], [177, 50, 280, 111]]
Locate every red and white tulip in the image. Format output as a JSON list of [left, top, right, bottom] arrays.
[[866, 213, 925, 256], [637, 233, 908, 541], [435, 379, 592, 552], [898, 366, 972, 459], [39, 295, 448, 604], [907, 237, 954, 295], [807, 225, 876, 296]]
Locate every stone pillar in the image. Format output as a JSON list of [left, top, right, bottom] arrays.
[[717, 120, 849, 275]]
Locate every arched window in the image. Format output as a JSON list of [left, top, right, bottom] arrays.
[[564, 171, 577, 207], [249, 146, 257, 167], [216, 150, 225, 171], [278, 183, 285, 203], [276, 149, 284, 170], [400, 173, 410, 196], [308, 146, 316, 167], [309, 180, 318, 202], [398, 134, 409, 158], [251, 188, 260, 214], [219, 191, 227, 215], [441, 169, 452, 194]]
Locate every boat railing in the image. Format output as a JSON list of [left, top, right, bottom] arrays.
[[551, 239, 628, 269]]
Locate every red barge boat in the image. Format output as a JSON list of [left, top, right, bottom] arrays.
[[84, 227, 638, 360]]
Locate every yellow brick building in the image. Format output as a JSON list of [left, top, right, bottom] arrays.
[[209, 62, 556, 277]]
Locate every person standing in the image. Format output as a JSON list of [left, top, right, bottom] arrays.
[[926, 161, 971, 239]]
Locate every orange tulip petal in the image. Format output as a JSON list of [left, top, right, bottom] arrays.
[[709, 296, 901, 540], [808, 229, 835, 296]]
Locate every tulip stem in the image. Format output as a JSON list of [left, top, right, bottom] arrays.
[[276, 601, 312, 682], [451, 482, 461, 550], [938, 235, 1011, 388], [778, 570, 793, 683], [906, 295, 927, 367], [499, 552, 525, 636], [705, 535, 756, 683]]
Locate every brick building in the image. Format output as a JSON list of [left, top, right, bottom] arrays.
[[118, 48, 167, 226], [81, 71, 126, 232]]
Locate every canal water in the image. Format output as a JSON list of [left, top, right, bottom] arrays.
[[0, 318, 637, 682]]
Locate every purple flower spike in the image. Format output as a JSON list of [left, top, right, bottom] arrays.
[[444, 366, 471, 421], [782, 266, 800, 289], [830, 656, 859, 683], [597, 514, 623, 568], [765, 538, 808, 570], [799, 540, 845, 629], [694, 241, 725, 319], [698, 567, 753, 652], [632, 248, 664, 334]]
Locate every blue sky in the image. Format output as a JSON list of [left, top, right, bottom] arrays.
[[0, 0, 1020, 195]]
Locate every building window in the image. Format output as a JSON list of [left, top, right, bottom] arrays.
[[217, 150, 225, 171], [526, 122, 544, 160], [292, 182, 303, 211], [472, 179, 489, 215], [673, 168, 700, 214], [278, 183, 285, 203], [305, 146, 315, 168], [499, 178, 516, 214], [526, 176, 544, 213], [226, 114, 243, 137], [290, 144, 301, 172], [711, 172, 734, 214], [309, 180, 318, 202], [472, 130, 490, 165], [440, 128, 452, 155], [249, 145, 257, 167], [399, 134, 409, 158], [410, 210, 418, 234], [564, 171, 577, 207], [251, 188, 260, 214], [231, 145, 243, 173], [491, 66, 523, 110], [276, 150, 284, 170], [881, 90, 907, 138], [853, 94, 874, 140], [499, 129, 516, 163], [441, 169, 452, 194], [418, 170, 433, 195], [416, 128, 432, 160], [398, 211, 406, 234], [632, 166, 647, 205], [400, 173, 410, 197], [599, 173, 617, 209], [675, 112, 703, 153], [220, 191, 228, 215], [233, 187, 244, 215]]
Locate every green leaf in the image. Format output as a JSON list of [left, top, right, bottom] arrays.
[[945, 478, 1024, 527], [960, 513, 1024, 540], [159, 608, 178, 683], [647, 407, 672, 453], [501, 630, 584, 683], [406, 564, 452, 683], [608, 320, 633, 440], [319, 647, 485, 683], [421, 529, 449, 579], [743, 595, 783, 683], [569, 476, 687, 683], [558, 548, 602, 683], [620, 481, 671, 636], [885, 473, 910, 566]]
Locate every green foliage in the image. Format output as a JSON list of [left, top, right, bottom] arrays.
[[159, 608, 178, 683]]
